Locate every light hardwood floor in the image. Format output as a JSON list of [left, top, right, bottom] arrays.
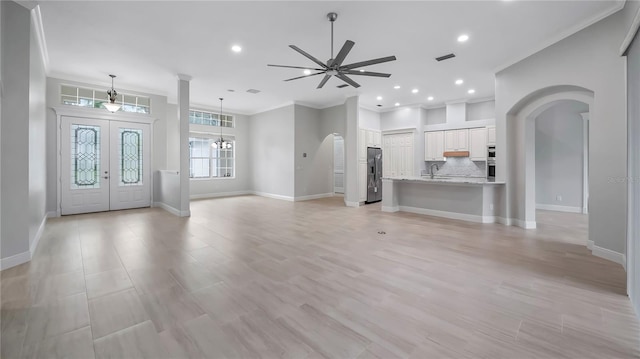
[[1, 195, 638, 358]]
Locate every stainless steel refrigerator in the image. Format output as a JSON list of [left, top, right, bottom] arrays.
[[366, 147, 383, 204]]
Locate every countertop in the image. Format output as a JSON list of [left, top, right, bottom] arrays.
[[382, 176, 505, 185]]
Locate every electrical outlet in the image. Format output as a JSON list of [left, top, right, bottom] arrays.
[[556, 195, 562, 202]]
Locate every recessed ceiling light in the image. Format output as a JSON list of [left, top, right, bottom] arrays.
[[231, 45, 242, 53], [457, 34, 469, 43], [394, 85, 401, 89], [412, 89, 419, 94], [376, 96, 383, 101], [427, 96, 434, 101], [303, 69, 311, 75], [360, 69, 365, 72], [395, 102, 400, 107], [455, 79, 464, 85], [468, 89, 476, 94]]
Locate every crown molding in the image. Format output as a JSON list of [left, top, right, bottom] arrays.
[[494, 0, 625, 73], [177, 74, 192, 81], [621, 2, 640, 55]]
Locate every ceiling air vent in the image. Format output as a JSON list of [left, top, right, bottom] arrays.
[[336, 84, 349, 88], [435, 53, 456, 62], [246, 89, 261, 94], [377, 104, 382, 107]]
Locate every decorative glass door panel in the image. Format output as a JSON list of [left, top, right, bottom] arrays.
[[110, 122, 150, 211]]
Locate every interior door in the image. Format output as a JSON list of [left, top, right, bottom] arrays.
[[109, 122, 151, 210], [61, 117, 110, 215], [61, 117, 151, 215], [333, 136, 344, 193]]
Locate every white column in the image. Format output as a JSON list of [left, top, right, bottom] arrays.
[[344, 96, 360, 207], [177, 74, 191, 217]]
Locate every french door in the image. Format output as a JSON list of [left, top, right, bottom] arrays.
[[61, 116, 150, 215]]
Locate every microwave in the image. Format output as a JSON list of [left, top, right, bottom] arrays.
[[487, 163, 496, 179]]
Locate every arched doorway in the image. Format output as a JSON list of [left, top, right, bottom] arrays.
[[505, 85, 594, 229]]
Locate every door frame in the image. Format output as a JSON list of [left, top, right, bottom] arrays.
[[53, 106, 157, 217]]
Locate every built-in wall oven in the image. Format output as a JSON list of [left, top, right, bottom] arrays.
[[487, 146, 496, 179]]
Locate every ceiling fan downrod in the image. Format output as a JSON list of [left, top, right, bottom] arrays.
[[328, 12, 338, 63]]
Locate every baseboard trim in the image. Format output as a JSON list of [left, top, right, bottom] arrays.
[[381, 205, 399, 213], [586, 239, 594, 250], [190, 191, 252, 200], [29, 214, 47, 258], [397, 206, 494, 224], [1, 251, 31, 271], [592, 245, 626, 268], [513, 218, 537, 229], [496, 217, 513, 226], [294, 193, 334, 202], [344, 201, 360, 208], [47, 211, 59, 218], [536, 204, 582, 213], [153, 202, 190, 217], [252, 191, 295, 202]]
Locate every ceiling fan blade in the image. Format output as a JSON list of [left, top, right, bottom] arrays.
[[344, 70, 391, 78], [336, 73, 360, 88], [330, 40, 355, 67], [268, 64, 325, 71], [289, 45, 328, 69], [341, 55, 397, 70], [317, 74, 331, 89], [284, 72, 326, 82]]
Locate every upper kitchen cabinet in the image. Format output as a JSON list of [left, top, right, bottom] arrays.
[[359, 128, 382, 161], [469, 127, 487, 161], [444, 129, 469, 152], [487, 125, 496, 146], [424, 131, 445, 161]]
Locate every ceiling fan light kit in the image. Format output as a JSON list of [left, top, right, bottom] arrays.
[[268, 12, 397, 89]]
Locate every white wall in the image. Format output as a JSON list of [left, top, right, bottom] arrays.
[[1, 1, 35, 265], [189, 111, 251, 198], [294, 105, 333, 198], [467, 100, 495, 122], [249, 104, 295, 198], [535, 101, 586, 210], [320, 104, 346, 137], [359, 108, 380, 130], [625, 0, 640, 320], [425, 107, 446, 125], [29, 11, 47, 248], [495, 9, 627, 254]]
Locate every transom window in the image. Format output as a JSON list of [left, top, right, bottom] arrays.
[[189, 110, 233, 128], [189, 136, 235, 178], [61, 85, 151, 114]]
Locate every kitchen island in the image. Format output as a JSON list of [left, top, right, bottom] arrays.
[[381, 176, 505, 223]]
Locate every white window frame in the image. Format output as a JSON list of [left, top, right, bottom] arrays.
[[60, 84, 151, 114], [189, 109, 234, 128], [188, 134, 236, 180]]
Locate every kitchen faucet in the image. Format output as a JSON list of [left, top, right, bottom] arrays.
[[430, 163, 439, 179]]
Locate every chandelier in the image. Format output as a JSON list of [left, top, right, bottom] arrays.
[[103, 74, 121, 113], [212, 97, 232, 149]]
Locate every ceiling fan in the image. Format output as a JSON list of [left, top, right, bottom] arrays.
[[268, 12, 397, 89]]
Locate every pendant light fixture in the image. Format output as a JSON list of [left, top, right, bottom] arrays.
[[103, 74, 121, 113], [212, 97, 232, 149]]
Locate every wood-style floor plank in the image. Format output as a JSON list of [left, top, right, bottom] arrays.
[[1, 195, 637, 358]]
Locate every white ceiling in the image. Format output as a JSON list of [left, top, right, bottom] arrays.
[[38, 1, 623, 115]]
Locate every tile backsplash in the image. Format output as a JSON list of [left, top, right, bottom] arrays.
[[424, 157, 485, 177]]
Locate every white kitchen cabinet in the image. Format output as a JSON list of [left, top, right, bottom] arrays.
[[373, 131, 381, 147], [469, 127, 487, 161], [359, 162, 367, 201], [358, 129, 367, 161], [383, 132, 414, 178], [487, 125, 496, 145], [424, 131, 445, 161], [444, 129, 469, 151]]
